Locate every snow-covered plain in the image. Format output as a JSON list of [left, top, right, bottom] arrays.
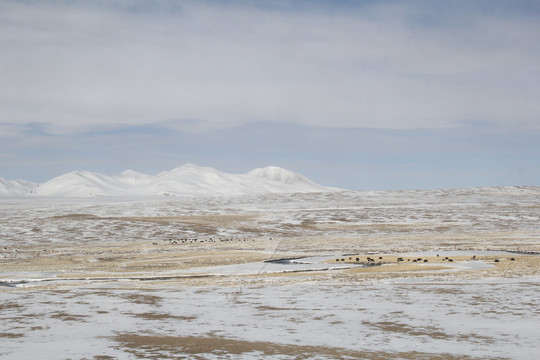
[[1, 279, 538, 359], [2, 185, 539, 249], [1, 187, 540, 359]]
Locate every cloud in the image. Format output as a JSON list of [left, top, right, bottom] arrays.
[[1, 1, 539, 189], [1, 0, 539, 134]]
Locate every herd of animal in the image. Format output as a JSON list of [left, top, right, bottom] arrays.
[[334, 254, 515, 264], [152, 237, 257, 246]]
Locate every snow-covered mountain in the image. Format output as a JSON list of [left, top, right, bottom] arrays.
[[0, 177, 37, 195], [0, 164, 335, 197]]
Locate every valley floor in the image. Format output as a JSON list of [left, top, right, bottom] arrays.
[[1, 190, 539, 359]]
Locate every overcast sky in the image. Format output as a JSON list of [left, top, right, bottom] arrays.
[[1, 0, 539, 190]]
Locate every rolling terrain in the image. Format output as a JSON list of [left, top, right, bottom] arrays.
[[1, 185, 539, 359]]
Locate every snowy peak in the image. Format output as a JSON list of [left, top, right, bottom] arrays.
[[2, 164, 334, 197], [163, 163, 221, 177], [248, 166, 315, 185], [114, 170, 154, 185]]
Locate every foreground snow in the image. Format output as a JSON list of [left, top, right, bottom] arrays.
[[1, 278, 538, 359]]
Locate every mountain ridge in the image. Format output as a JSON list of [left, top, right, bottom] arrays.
[[0, 164, 334, 197]]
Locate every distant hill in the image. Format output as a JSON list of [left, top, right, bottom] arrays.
[[0, 178, 37, 195], [0, 164, 336, 197]]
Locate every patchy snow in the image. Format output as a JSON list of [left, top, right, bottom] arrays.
[[1, 189, 539, 358], [1, 279, 538, 359], [2, 188, 539, 247]]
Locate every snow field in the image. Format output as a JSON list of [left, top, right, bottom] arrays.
[[1, 280, 539, 359]]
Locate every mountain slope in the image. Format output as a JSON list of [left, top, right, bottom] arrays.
[[0, 177, 37, 195], [36, 171, 128, 197]]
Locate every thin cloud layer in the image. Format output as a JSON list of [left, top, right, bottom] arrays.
[[1, 1, 539, 189], [1, 0, 540, 134]]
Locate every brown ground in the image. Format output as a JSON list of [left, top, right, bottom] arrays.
[[113, 333, 504, 360], [1, 237, 539, 289]]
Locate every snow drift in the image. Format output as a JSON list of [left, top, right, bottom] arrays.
[[1, 164, 335, 197]]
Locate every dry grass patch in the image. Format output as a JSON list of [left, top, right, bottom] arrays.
[[113, 333, 495, 360], [0, 302, 25, 311], [50, 312, 87, 322], [364, 320, 496, 344], [121, 293, 162, 306], [346, 264, 452, 274], [256, 305, 301, 311], [49, 213, 101, 220], [480, 255, 540, 277], [334, 253, 540, 277], [119, 214, 258, 222], [363, 321, 451, 340], [124, 312, 197, 321]]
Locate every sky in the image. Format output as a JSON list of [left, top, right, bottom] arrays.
[[1, 0, 540, 190]]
